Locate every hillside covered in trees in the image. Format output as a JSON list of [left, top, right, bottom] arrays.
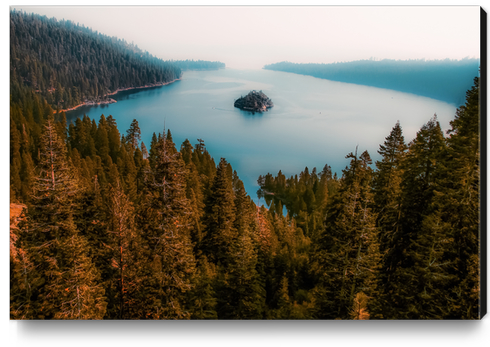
[[10, 10, 182, 111], [171, 59, 225, 71], [10, 11, 224, 112], [264, 59, 480, 105]]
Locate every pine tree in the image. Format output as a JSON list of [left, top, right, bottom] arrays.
[[148, 132, 159, 169], [141, 141, 149, 159], [272, 275, 293, 319], [384, 115, 447, 319], [105, 180, 142, 319], [76, 171, 107, 275], [137, 130, 196, 319], [117, 144, 138, 201], [216, 226, 265, 319], [106, 115, 121, 163], [374, 121, 407, 254], [202, 158, 237, 266], [50, 228, 107, 320], [372, 121, 407, 318], [11, 116, 107, 319], [192, 138, 216, 197], [233, 173, 252, 237], [188, 257, 218, 319], [55, 112, 68, 144], [179, 139, 205, 247], [441, 77, 480, 319], [407, 78, 481, 319], [10, 204, 37, 319], [126, 119, 141, 151], [96, 116, 111, 166], [312, 149, 380, 319]]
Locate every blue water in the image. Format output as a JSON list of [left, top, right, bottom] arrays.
[[67, 68, 458, 204]]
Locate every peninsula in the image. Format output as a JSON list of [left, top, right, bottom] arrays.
[[234, 90, 274, 112]]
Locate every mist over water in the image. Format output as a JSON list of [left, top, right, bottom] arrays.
[[67, 68, 457, 204]]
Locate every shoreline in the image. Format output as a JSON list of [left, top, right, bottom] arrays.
[[54, 78, 182, 114]]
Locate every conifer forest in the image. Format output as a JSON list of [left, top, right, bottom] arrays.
[[10, 10, 482, 320]]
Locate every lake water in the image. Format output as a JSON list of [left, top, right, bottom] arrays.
[[67, 68, 458, 204]]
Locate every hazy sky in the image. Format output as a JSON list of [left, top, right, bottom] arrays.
[[10, 6, 481, 70]]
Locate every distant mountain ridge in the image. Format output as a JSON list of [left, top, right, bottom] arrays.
[[263, 59, 480, 105], [171, 59, 225, 71]]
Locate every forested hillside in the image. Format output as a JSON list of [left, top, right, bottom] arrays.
[[171, 59, 225, 71], [264, 59, 480, 105], [10, 10, 182, 110]]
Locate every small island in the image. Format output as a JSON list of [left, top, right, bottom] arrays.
[[234, 90, 274, 112]]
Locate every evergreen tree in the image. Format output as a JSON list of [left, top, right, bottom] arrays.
[[372, 121, 407, 317], [50, 229, 107, 320], [148, 132, 159, 169], [137, 130, 196, 319], [126, 119, 141, 151], [374, 121, 407, 254], [10, 205, 36, 319], [384, 115, 447, 319], [105, 180, 142, 319], [202, 158, 237, 265], [106, 115, 121, 162], [11, 116, 107, 319], [403, 78, 481, 319], [216, 227, 265, 319], [188, 257, 218, 319], [96, 116, 111, 165], [312, 149, 380, 319], [141, 141, 149, 159], [271, 275, 293, 319], [117, 144, 138, 201], [440, 77, 480, 319], [233, 173, 252, 237]]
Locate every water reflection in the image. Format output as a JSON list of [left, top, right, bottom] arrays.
[[236, 109, 267, 118]]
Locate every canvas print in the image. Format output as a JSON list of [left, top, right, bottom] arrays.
[[9, 6, 484, 320]]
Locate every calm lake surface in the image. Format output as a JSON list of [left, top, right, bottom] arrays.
[[67, 68, 458, 203]]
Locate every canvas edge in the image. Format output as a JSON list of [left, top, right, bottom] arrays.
[[480, 5, 487, 320]]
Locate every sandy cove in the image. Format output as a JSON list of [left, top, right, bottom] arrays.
[[54, 78, 181, 114]]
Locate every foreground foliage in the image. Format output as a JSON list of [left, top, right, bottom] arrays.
[[10, 77, 481, 319]]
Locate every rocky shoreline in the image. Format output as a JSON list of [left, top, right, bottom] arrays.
[[55, 78, 181, 113]]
